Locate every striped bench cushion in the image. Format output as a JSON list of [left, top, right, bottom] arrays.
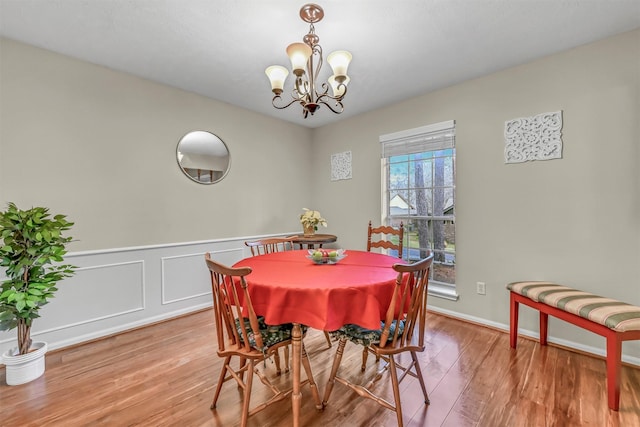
[[507, 281, 640, 333]]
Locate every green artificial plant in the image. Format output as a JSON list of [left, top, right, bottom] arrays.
[[0, 203, 76, 355]]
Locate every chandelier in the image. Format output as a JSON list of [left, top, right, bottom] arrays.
[[265, 3, 352, 118]]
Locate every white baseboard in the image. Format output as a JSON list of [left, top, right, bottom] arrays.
[[427, 304, 640, 367]]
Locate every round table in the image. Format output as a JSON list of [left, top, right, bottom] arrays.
[[233, 249, 398, 331], [232, 249, 400, 426], [288, 233, 337, 250]]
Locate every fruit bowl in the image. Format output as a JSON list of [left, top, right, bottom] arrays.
[[306, 249, 347, 265]]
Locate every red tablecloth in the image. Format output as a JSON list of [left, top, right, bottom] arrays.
[[232, 250, 400, 331]]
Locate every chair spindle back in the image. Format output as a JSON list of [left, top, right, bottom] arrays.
[[245, 236, 296, 256], [379, 252, 434, 349], [367, 220, 404, 259], [205, 253, 264, 354]]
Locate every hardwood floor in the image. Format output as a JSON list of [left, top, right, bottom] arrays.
[[1, 309, 639, 426]]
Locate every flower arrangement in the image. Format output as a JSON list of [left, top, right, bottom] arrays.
[[300, 208, 327, 231]]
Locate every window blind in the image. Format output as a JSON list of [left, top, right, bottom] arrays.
[[380, 120, 455, 157]]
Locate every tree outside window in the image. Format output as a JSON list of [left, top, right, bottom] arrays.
[[382, 121, 456, 289]]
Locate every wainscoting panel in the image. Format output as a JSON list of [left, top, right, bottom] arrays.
[[0, 234, 284, 358], [40, 260, 146, 328], [161, 248, 244, 305]]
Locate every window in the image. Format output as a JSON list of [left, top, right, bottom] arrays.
[[380, 120, 458, 301]]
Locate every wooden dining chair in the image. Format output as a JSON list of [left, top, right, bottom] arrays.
[[244, 236, 296, 256], [245, 237, 334, 350], [323, 253, 435, 427], [367, 220, 404, 258], [204, 253, 321, 427], [246, 236, 295, 370], [362, 220, 405, 369]]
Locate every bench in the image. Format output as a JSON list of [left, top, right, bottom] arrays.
[[507, 281, 640, 411]]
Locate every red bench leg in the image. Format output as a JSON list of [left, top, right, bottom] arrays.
[[539, 312, 548, 346], [606, 334, 622, 411], [510, 292, 519, 348], [507, 289, 640, 411]]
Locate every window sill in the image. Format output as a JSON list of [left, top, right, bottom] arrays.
[[428, 281, 459, 301]]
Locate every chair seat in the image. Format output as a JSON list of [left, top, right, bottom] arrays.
[[330, 320, 405, 346], [236, 317, 308, 350]]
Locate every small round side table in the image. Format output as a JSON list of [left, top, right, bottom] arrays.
[[288, 233, 337, 250]]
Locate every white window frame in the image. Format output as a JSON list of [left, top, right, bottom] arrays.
[[380, 120, 458, 301]]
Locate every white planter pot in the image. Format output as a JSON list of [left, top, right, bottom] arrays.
[[2, 341, 48, 385]]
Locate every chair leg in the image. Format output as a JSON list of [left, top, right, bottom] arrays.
[[361, 346, 368, 371], [273, 349, 282, 375], [211, 355, 232, 409], [301, 343, 323, 410], [323, 331, 332, 348], [323, 339, 347, 406], [361, 346, 380, 371], [411, 351, 429, 404], [238, 357, 247, 385], [388, 355, 404, 427], [239, 360, 254, 427], [284, 345, 290, 373]]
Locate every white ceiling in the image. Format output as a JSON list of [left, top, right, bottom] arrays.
[[1, 0, 639, 129]]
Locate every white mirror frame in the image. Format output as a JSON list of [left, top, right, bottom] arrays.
[[176, 131, 231, 184]]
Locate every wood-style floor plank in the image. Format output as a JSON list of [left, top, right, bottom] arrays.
[[1, 309, 638, 426]]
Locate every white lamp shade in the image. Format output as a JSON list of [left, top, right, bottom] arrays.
[[265, 65, 289, 92], [286, 42, 312, 74], [328, 75, 350, 97], [327, 50, 352, 77]]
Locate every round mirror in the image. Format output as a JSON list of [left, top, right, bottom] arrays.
[[176, 131, 231, 184]]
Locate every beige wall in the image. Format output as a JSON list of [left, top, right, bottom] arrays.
[[0, 38, 313, 251], [311, 29, 640, 357], [1, 29, 639, 360]]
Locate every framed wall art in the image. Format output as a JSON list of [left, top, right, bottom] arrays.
[[504, 110, 563, 164]]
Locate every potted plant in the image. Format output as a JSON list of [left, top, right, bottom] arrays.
[[299, 208, 327, 236], [0, 202, 76, 385]]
